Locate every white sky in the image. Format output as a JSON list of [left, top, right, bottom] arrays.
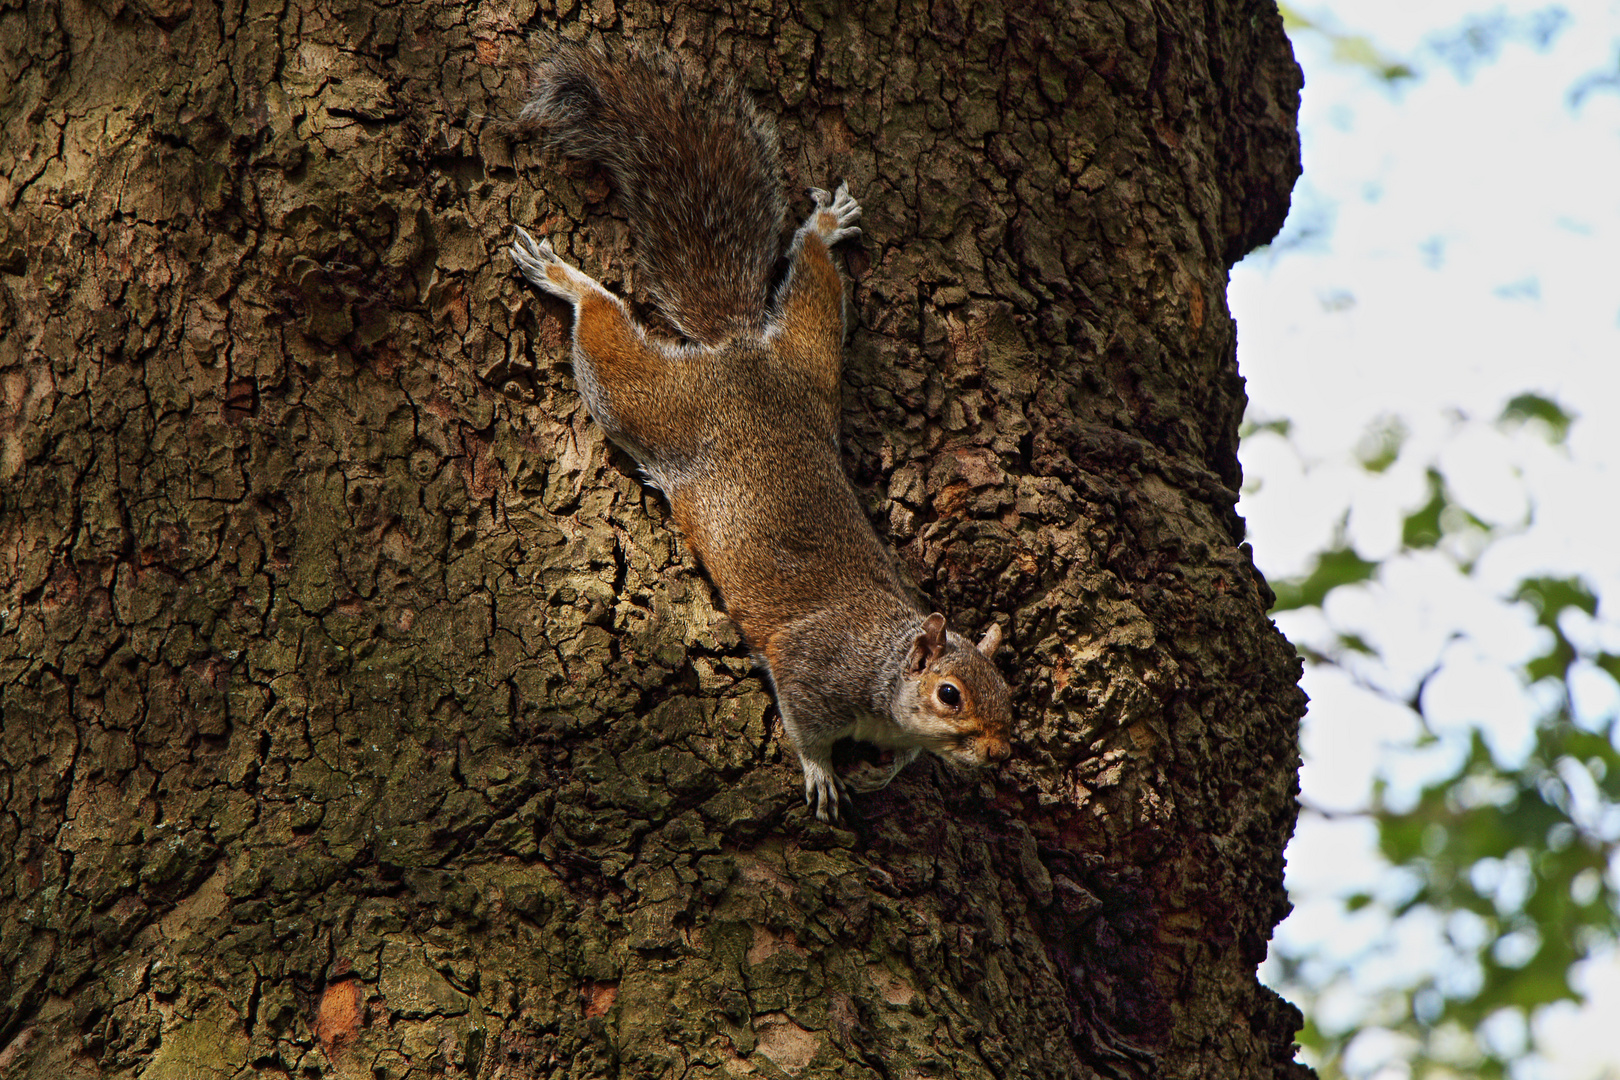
[[1228, 2, 1620, 1076]]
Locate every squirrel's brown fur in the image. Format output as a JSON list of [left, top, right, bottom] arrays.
[[510, 41, 1012, 822]]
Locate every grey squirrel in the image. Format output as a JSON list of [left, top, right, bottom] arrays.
[[508, 41, 1012, 822]]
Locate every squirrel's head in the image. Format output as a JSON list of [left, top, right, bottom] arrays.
[[896, 613, 1013, 766]]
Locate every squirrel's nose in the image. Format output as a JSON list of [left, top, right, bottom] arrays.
[[983, 738, 1011, 763]]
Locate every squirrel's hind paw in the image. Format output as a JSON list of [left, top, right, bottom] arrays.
[[808, 183, 862, 246], [510, 226, 590, 301]]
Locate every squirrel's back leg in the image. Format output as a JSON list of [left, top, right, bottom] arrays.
[[765, 184, 863, 411], [511, 227, 703, 479]]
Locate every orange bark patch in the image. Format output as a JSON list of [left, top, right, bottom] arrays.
[[447, 283, 469, 334], [866, 964, 916, 1006], [746, 925, 809, 966], [1051, 656, 1072, 692], [314, 978, 363, 1056], [753, 1013, 819, 1075], [736, 857, 795, 898], [934, 481, 972, 517], [222, 377, 257, 423], [582, 980, 618, 1018], [456, 429, 502, 499], [0, 1027, 36, 1071]]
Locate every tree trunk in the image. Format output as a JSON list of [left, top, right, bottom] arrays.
[[0, 1, 1305, 1077]]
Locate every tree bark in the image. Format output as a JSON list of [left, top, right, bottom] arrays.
[[0, 1, 1305, 1077]]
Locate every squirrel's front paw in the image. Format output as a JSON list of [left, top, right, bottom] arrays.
[[510, 226, 591, 301], [808, 182, 862, 246], [801, 758, 849, 824], [841, 746, 922, 793]]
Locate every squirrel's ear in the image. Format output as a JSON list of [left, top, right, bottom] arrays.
[[909, 612, 948, 674], [977, 622, 1003, 659]]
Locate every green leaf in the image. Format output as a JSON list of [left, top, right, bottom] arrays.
[[1241, 415, 1294, 439], [1499, 393, 1575, 444], [1401, 468, 1448, 549], [1513, 576, 1597, 624], [1276, 3, 1314, 33], [1330, 35, 1418, 81], [1593, 652, 1620, 688], [1514, 576, 1596, 684], [1271, 546, 1380, 611], [1278, 4, 1418, 82], [1355, 413, 1408, 473], [1335, 631, 1379, 656]]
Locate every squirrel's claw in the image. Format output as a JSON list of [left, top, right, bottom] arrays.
[[802, 758, 847, 823], [510, 226, 591, 302], [509, 226, 555, 286], [807, 182, 862, 247]]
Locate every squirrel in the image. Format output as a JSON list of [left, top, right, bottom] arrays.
[[508, 41, 1012, 823]]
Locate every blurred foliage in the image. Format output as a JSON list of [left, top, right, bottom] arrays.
[[1251, 12, 1617, 1076], [1426, 7, 1570, 80], [1263, 398, 1620, 1080], [1279, 2, 1571, 85], [1570, 45, 1620, 106], [1501, 392, 1578, 444], [1278, 3, 1417, 82], [1246, 7, 1619, 1078], [1354, 414, 1408, 475], [1272, 541, 1379, 614]]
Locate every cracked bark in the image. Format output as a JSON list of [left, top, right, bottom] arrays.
[[0, 1, 1307, 1077]]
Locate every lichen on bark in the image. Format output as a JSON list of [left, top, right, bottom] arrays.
[[0, 0, 1306, 1077]]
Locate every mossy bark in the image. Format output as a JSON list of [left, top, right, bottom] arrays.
[[0, 1, 1306, 1077]]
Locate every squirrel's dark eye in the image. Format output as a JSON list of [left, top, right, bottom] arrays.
[[937, 683, 962, 708]]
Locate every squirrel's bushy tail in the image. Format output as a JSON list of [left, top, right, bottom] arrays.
[[523, 42, 786, 346]]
